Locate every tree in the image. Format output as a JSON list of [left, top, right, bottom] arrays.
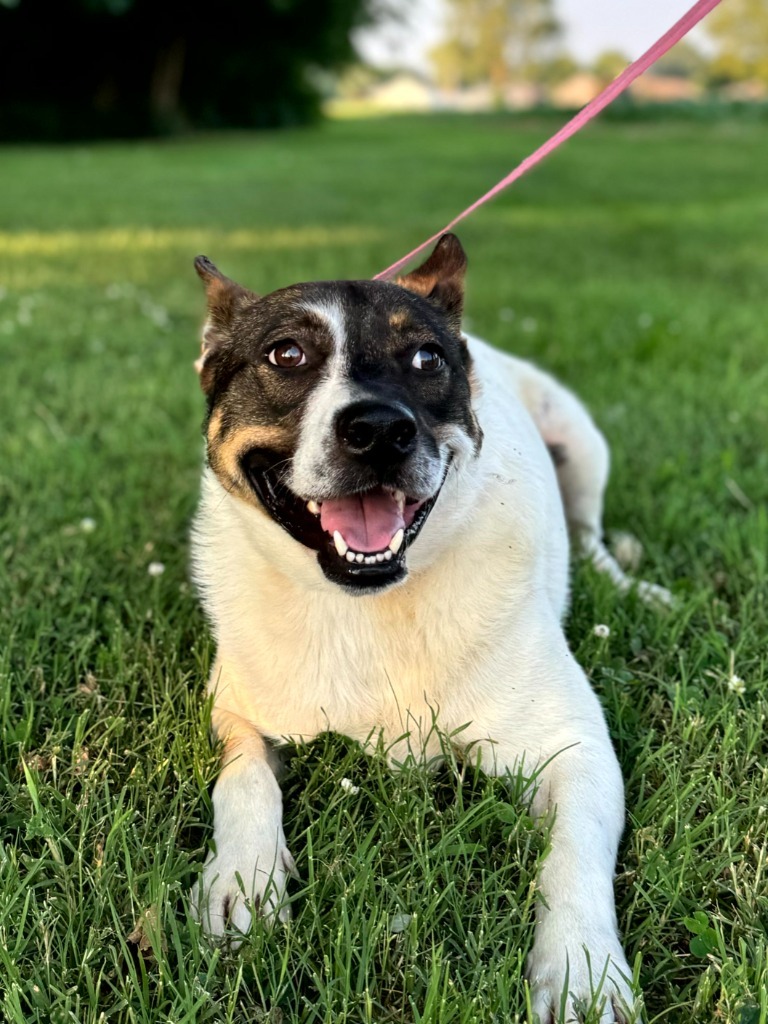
[[652, 40, 709, 82], [593, 42, 709, 87], [536, 54, 579, 86], [592, 50, 630, 84], [0, 0, 380, 140], [430, 0, 562, 91], [706, 0, 768, 85]]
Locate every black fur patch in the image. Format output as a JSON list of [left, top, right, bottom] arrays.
[[547, 443, 568, 468]]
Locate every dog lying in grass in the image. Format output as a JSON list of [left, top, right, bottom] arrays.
[[189, 234, 669, 1022]]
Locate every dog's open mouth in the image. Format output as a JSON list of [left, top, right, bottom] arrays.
[[241, 449, 444, 590]]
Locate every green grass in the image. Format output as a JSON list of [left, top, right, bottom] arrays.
[[1, 113, 767, 1024]]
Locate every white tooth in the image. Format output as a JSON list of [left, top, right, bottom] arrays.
[[355, 552, 364, 563], [384, 550, 393, 561], [333, 531, 348, 556], [365, 555, 375, 564], [389, 529, 404, 554], [307, 500, 320, 515], [393, 490, 406, 511], [375, 553, 385, 562], [346, 551, 355, 562]]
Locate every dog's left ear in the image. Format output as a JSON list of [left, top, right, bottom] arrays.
[[395, 233, 467, 330], [193, 255, 258, 377]]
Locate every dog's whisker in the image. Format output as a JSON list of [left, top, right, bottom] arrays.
[[212, 474, 239, 513]]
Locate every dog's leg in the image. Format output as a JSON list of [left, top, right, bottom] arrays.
[[523, 741, 637, 1023], [514, 359, 673, 607], [461, 635, 640, 1022], [191, 659, 296, 938]]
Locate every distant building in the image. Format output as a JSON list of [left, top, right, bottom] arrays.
[[365, 73, 434, 113], [501, 82, 545, 110], [720, 80, 768, 102], [435, 84, 494, 112], [435, 82, 544, 111], [550, 73, 603, 109], [629, 74, 703, 103], [327, 58, 766, 120]]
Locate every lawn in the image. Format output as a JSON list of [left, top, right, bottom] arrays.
[[1, 111, 767, 1024]]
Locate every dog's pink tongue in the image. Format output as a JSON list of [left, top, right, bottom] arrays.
[[320, 492, 404, 553]]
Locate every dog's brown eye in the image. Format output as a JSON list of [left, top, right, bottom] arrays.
[[411, 346, 445, 372], [268, 341, 307, 368]]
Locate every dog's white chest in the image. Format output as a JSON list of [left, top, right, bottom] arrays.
[[199, 539, 527, 753]]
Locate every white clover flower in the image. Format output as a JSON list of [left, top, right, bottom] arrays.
[[147, 561, 166, 577], [79, 517, 97, 533], [593, 624, 611, 639], [339, 777, 359, 795], [638, 312, 653, 329], [727, 674, 746, 696], [521, 316, 538, 333]]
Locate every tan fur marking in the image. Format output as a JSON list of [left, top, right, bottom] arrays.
[[394, 271, 437, 299], [389, 310, 413, 330], [207, 407, 224, 439], [208, 424, 291, 509]]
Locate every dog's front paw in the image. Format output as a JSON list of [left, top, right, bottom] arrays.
[[191, 830, 297, 939], [527, 923, 641, 1023]]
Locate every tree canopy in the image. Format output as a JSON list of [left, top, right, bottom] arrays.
[[0, 0, 377, 140], [706, 0, 768, 85], [430, 0, 562, 91]]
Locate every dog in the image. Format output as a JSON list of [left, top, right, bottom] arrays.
[[189, 234, 670, 1022]]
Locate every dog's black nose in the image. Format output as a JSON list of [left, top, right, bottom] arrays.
[[336, 401, 417, 463]]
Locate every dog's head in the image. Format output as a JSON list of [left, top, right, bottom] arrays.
[[194, 233, 482, 593]]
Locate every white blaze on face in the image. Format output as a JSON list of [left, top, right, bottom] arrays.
[[289, 298, 356, 499]]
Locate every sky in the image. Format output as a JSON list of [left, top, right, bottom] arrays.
[[354, 0, 710, 73]]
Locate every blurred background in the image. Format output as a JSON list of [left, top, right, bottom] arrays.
[[0, 0, 766, 139]]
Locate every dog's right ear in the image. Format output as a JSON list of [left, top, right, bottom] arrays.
[[395, 233, 467, 331], [193, 255, 258, 379]]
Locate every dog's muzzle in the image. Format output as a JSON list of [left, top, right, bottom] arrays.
[[240, 442, 448, 593]]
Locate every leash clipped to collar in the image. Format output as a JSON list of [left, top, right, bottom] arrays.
[[374, 0, 724, 281]]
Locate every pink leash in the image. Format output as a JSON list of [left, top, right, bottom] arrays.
[[374, 0, 724, 281]]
